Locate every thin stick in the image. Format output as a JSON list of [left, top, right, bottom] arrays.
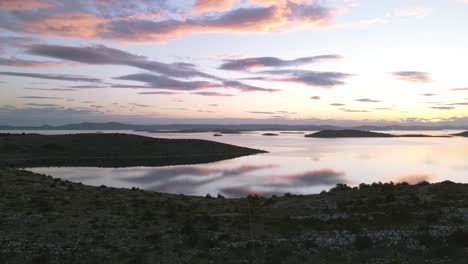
[[247, 199, 255, 258]]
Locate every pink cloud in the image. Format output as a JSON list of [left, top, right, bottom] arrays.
[[192, 0, 239, 14], [0, 0, 51, 10], [1, 1, 333, 43], [26, 13, 106, 39]]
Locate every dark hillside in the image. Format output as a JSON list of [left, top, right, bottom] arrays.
[[0, 133, 265, 167]]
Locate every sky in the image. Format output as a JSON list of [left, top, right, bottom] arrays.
[[0, 0, 468, 126]]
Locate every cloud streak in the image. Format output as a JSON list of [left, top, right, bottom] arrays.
[[19, 96, 66, 100], [451, 87, 468, 91], [219, 55, 341, 71], [27, 44, 217, 79], [356, 98, 380, 103], [0, 72, 101, 82], [0, 57, 62, 68], [430, 106, 455, 110], [114, 73, 220, 91], [192, 92, 234, 96], [392, 71, 432, 83], [222, 80, 280, 92], [256, 70, 352, 88]]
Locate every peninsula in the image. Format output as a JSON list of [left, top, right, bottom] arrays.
[[0, 133, 266, 167]]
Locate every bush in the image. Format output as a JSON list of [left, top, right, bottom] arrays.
[[381, 182, 395, 192], [330, 184, 352, 192], [359, 183, 370, 189]]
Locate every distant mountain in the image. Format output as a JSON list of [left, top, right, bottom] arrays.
[[0, 122, 466, 131]]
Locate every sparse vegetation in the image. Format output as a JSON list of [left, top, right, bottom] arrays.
[[2, 168, 468, 263]]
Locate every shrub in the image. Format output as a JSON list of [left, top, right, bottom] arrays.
[[381, 182, 395, 192], [330, 184, 352, 192], [359, 183, 370, 189]]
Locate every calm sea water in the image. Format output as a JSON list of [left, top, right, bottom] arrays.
[[5, 130, 467, 197]]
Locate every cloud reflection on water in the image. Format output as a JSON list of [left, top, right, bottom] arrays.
[[220, 168, 345, 197], [118, 164, 277, 184], [116, 164, 345, 197], [117, 164, 278, 194]]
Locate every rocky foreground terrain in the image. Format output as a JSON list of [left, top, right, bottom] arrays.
[[1, 167, 468, 263]]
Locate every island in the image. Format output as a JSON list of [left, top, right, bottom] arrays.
[[213, 129, 244, 134], [137, 129, 210, 133], [0, 133, 266, 167], [213, 133, 223, 137], [2, 167, 468, 263], [136, 129, 245, 134], [306, 130, 451, 138], [280, 132, 305, 134], [262, 133, 279, 136], [453, 131, 468, 137]]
